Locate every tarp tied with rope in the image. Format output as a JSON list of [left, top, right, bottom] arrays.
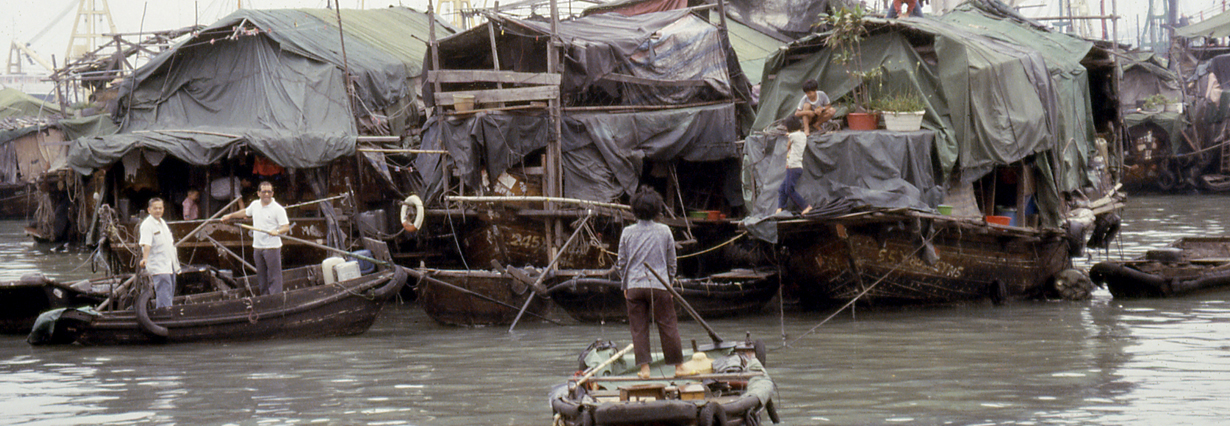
[[744, 1, 1108, 241], [68, 7, 454, 175]]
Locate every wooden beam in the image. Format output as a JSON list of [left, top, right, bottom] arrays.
[[601, 73, 710, 87], [427, 70, 561, 86], [434, 85, 560, 106]]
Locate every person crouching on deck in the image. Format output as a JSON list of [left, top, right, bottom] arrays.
[[794, 78, 835, 135], [618, 186, 689, 379]]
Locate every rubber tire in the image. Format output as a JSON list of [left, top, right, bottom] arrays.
[[135, 285, 169, 337], [578, 406, 594, 426], [698, 402, 728, 426]]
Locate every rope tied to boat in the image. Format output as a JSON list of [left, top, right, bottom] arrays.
[[244, 297, 259, 324], [783, 226, 941, 348]]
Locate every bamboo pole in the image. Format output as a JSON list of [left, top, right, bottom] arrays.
[[508, 212, 593, 332], [575, 343, 635, 386], [175, 197, 242, 247], [447, 195, 630, 211], [646, 265, 723, 344], [356, 148, 450, 154]]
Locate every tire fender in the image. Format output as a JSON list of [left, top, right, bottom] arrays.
[[135, 285, 169, 337], [698, 401, 728, 426], [400, 195, 424, 232]]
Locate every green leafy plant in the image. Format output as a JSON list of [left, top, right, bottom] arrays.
[[824, 5, 881, 113], [1142, 94, 1171, 110], [870, 91, 925, 112]]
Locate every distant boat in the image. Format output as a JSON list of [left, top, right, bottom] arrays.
[[0, 274, 108, 334], [1091, 237, 1230, 298], [28, 264, 406, 345], [546, 268, 778, 323]]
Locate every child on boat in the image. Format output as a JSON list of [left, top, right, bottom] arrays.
[[777, 116, 813, 216], [794, 78, 835, 135]]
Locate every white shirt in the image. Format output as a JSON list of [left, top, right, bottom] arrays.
[[786, 130, 807, 169], [797, 91, 831, 111], [245, 199, 290, 249], [139, 215, 180, 275]]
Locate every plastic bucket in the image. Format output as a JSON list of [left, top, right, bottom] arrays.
[[882, 111, 925, 132], [985, 215, 1012, 226], [453, 94, 476, 111], [937, 205, 953, 216]]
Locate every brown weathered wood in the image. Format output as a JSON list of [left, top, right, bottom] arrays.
[[434, 85, 560, 106], [427, 70, 561, 85]]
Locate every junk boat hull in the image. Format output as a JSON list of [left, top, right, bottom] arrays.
[[781, 214, 1072, 307], [414, 268, 551, 326], [0, 274, 108, 334], [547, 269, 778, 323], [30, 265, 406, 345], [1091, 237, 1230, 298]]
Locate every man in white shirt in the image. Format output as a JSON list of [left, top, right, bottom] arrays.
[[139, 198, 181, 308], [222, 181, 291, 295]]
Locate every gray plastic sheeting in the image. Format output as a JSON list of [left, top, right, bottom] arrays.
[[415, 104, 738, 204], [741, 129, 940, 243]]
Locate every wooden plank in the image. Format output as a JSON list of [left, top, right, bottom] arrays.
[[427, 70, 561, 86], [435, 86, 559, 106], [601, 73, 711, 87]]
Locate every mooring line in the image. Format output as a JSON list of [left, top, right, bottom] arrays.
[[782, 227, 940, 348]]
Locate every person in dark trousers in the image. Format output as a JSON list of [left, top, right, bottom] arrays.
[[618, 186, 689, 379], [222, 181, 290, 295], [777, 116, 813, 216]]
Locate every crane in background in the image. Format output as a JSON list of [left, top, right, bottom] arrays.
[[5, 0, 79, 75]]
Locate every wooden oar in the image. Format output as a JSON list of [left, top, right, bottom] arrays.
[[646, 264, 723, 344], [575, 343, 635, 386], [95, 197, 243, 311], [233, 223, 563, 324], [175, 197, 242, 247], [235, 223, 391, 268], [508, 212, 592, 332], [96, 271, 144, 311]]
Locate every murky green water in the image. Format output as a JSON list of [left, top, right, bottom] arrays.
[[3, 194, 1230, 425]]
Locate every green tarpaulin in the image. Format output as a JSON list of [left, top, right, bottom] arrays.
[[1175, 11, 1230, 39], [69, 7, 452, 175], [0, 88, 61, 120], [748, 2, 1102, 229]]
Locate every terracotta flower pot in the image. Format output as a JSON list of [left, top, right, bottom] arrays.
[[846, 112, 878, 130]]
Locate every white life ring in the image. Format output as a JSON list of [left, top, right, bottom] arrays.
[[400, 194, 424, 232]]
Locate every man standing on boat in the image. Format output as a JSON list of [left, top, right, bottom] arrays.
[[139, 198, 180, 308], [618, 186, 688, 379], [222, 181, 290, 295]]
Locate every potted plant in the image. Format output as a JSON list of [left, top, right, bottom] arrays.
[[824, 5, 881, 130], [871, 91, 926, 132], [1141, 94, 1169, 113]]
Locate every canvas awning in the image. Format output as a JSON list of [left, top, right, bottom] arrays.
[[69, 7, 452, 175], [1175, 11, 1230, 39]]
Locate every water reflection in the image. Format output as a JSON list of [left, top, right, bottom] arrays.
[[1, 194, 1230, 424]]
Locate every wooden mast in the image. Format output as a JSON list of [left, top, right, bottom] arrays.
[[546, 0, 563, 261]]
